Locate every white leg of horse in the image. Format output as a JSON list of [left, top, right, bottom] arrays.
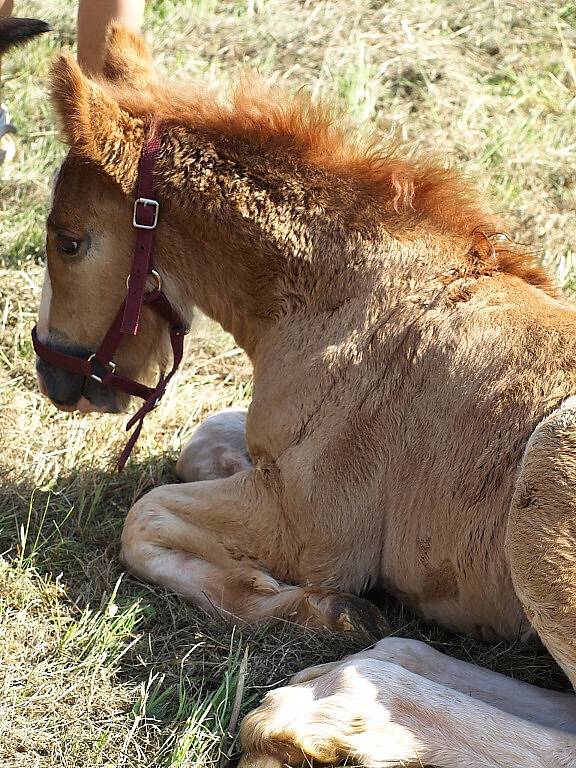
[[240, 656, 576, 768], [176, 409, 251, 482], [292, 637, 576, 733]]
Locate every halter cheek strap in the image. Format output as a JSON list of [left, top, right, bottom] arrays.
[[32, 132, 189, 471], [122, 134, 162, 335]]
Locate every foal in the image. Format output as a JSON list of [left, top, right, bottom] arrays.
[[35, 26, 576, 767]]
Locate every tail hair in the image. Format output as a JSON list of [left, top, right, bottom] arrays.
[[0, 17, 50, 56]]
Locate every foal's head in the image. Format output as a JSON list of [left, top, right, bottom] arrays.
[[36, 27, 175, 413]]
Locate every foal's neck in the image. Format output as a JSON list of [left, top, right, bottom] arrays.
[[154, 126, 431, 355]]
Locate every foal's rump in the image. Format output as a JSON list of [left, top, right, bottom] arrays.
[[507, 396, 576, 691]]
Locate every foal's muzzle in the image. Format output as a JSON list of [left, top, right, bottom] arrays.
[[36, 339, 122, 412]]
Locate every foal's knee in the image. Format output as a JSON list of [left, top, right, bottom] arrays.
[[120, 486, 178, 573]]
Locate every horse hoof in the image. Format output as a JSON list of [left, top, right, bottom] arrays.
[[306, 591, 389, 640], [330, 593, 390, 640]]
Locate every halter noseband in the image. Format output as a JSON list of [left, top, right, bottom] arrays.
[[32, 133, 189, 471]]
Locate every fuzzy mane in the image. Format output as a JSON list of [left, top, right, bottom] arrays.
[[103, 74, 556, 295]]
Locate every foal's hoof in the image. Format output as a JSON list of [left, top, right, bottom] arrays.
[[308, 592, 389, 640], [331, 594, 390, 640]]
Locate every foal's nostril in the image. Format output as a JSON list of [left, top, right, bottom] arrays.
[[36, 356, 84, 406], [35, 337, 91, 406]]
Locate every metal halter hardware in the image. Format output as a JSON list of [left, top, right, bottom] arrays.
[[133, 197, 160, 229], [31, 132, 189, 471], [126, 268, 161, 292], [87, 353, 116, 384]]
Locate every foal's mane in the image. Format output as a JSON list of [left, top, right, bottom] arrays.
[[106, 75, 556, 295]]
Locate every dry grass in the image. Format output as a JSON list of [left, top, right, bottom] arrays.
[[0, 1, 574, 766]]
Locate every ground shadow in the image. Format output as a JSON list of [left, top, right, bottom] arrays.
[[0, 455, 572, 767]]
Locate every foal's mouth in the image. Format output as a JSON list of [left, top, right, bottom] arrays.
[[37, 375, 124, 414], [42, 390, 119, 414], [36, 357, 126, 414]]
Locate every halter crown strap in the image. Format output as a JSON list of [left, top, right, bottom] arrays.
[[32, 131, 189, 471], [121, 134, 162, 335]]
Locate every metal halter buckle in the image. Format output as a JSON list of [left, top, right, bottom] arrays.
[[133, 197, 160, 229], [125, 268, 162, 292], [87, 354, 116, 384]]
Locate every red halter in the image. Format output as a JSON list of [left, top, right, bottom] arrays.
[[32, 134, 189, 471]]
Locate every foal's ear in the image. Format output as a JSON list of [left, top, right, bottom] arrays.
[[51, 54, 145, 194], [101, 23, 156, 87]]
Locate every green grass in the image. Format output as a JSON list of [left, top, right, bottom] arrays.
[[0, 1, 575, 766]]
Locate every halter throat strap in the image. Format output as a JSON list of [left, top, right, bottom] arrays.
[[32, 132, 188, 471]]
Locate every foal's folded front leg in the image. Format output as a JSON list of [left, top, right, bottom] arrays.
[[121, 470, 387, 636]]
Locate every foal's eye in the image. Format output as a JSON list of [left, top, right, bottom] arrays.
[[56, 234, 81, 256]]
